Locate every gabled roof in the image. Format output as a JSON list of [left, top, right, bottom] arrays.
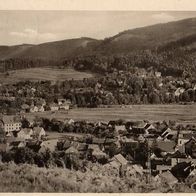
[[132, 164, 143, 175], [170, 150, 187, 158], [158, 171, 178, 185], [1, 115, 21, 124], [115, 125, 126, 131], [21, 104, 30, 110], [49, 103, 59, 107], [112, 154, 128, 165], [88, 144, 100, 151], [33, 127, 45, 135], [40, 139, 58, 152], [161, 127, 172, 133], [157, 141, 176, 152], [185, 137, 196, 145], [65, 146, 79, 154], [179, 133, 196, 140], [19, 128, 33, 135]]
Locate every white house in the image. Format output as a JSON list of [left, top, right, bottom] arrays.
[[59, 103, 69, 110], [33, 127, 46, 140], [0, 116, 22, 134], [17, 128, 33, 140], [30, 105, 39, 113], [49, 103, 59, 111], [37, 105, 45, 112], [174, 87, 185, 97]]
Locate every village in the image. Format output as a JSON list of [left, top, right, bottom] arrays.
[[0, 67, 196, 117], [0, 111, 196, 191]]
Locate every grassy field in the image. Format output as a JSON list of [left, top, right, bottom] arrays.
[[26, 104, 196, 124], [0, 67, 93, 84]]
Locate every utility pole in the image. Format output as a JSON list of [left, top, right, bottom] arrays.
[[146, 139, 152, 184]]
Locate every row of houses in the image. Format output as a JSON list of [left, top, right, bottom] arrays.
[[21, 98, 71, 113]]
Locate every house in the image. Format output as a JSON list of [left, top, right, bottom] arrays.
[[65, 146, 79, 155], [155, 171, 178, 188], [74, 142, 88, 152], [33, 127, 46, 140], [144, 123, 157, 135], [186, 169, 196, 188], [91, 147, 108, 160], [59, 103, 69, 110], [21, 104, 30, 112], [174, 87, 185, 97], [155, 71, 162, 78], [131, 121, 148, 134], [171, 157, 192, 167], [57, 98, 67, 105], [0, 116, 22, 134], [37, 105, 45, 112], [120, 136, 139, 149], [49, 103, 59, 111], [161, 128, 177, 140], [156, 165, 171, 174], [185, 137, 196, 158], [92, 137, 105, 145], [111, 153, 128, 167], [17, 128, 33, 140], [29, 105, 38, 113], [178, 132, 196, 146], [157, 140, 176, 154], [39, 139, 58, 153], [36, 98, 46, 106], [114, 125, 126, 133]]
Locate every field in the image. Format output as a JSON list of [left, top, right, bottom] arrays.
[[26, 104, 196, 124], [0, 67, 93, 84]]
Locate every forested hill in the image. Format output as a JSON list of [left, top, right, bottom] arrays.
[[1, 17, 196, 60], [0, 17, 196, 77]]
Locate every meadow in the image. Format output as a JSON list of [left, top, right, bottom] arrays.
[[0, 67, 93, 84], [26, 104, 196, 125]]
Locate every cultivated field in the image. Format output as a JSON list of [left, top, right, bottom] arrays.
[[0, 67, 93, 84], [26, 104, 196, 124]]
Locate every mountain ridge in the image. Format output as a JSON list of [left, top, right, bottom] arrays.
[[0, 17, 196, 60]]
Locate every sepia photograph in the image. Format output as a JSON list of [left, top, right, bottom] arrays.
[[0, 1, 196, 193]]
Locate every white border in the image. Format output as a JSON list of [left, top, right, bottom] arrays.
[[0, 0, 195, 195], [0, 0, 195, 11]]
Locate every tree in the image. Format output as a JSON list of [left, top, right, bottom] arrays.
[[21, 118, 30, 128]]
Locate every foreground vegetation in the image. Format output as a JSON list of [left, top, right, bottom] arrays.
[[0, 162, 193, 192]]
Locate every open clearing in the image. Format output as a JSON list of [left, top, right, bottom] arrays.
[[0, 67, 93, 84], [26, 104, 196, 124]]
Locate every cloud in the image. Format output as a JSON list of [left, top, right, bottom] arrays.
[[151, 12, 175, 22], [9, 28, 57, 42]]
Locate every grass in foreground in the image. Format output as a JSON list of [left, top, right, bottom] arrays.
[[0, 162, 193, 192]]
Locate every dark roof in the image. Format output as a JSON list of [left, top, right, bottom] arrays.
[[157, 141, 176, 152]]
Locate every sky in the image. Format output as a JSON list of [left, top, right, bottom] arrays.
[[1, 11, 196, 45]]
